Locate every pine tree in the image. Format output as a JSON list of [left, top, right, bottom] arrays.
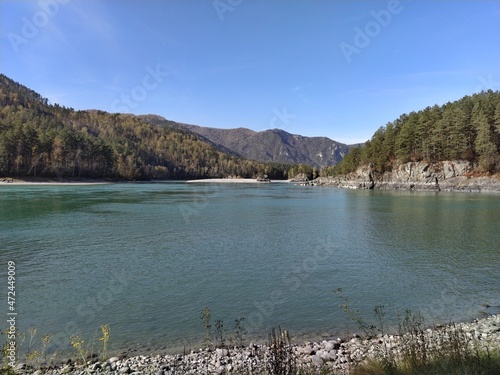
[[456, 96, 474, 159], [474, 111, 498, 173], [493, 101, 500, 148], [444, 105, 468, 160], [395, 113, 417, 162]]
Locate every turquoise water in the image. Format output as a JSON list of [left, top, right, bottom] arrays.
[[1, 182, 499, 355]]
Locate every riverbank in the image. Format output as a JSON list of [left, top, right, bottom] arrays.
[[8, 314, 500, 375], [0, 177, 288, 185], [0, 177, 112, 186], [311, 161, 500, 193], [186, 178, 287, 184]]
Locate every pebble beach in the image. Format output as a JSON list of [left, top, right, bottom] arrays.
[[10, 314, 500, 375]]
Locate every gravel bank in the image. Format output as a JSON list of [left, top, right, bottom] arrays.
[[11, 314, 500, 375]]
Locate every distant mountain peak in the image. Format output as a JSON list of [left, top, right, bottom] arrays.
[[136, 115, 350, 168], [171, 124, 349, 168]]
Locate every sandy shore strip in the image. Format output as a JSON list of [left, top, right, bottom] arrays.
[[0, 178, 112, 186], [186, 178, 289, 183], [1, 177, 290, 185]]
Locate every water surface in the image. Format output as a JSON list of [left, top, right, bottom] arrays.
[[1, 182, 499, 354]]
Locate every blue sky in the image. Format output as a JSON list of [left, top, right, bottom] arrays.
[[1, 0, 499, 144]]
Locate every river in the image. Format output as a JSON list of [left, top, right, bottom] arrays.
[[1, 182, 499, 356]]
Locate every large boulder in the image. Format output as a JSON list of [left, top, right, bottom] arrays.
[[289, 173, 309, 182]]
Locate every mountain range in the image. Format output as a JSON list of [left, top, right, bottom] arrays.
[[3, 73, 497, 183], [138, 115, 350, 168]]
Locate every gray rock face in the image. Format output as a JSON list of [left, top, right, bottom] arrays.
[[313, 161, 500, 192], [289, 173, 309, 183]]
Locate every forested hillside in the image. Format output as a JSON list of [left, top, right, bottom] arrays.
[[0, 75, 314, 180], [324, 91, 500, 176], [3, 74, 497, 182]]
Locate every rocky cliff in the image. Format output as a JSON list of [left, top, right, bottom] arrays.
[[313, 161, 500, 193]]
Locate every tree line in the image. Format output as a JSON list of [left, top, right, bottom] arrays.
[[4, 74, 496, 181], [0, 74, 317, 180], [323, 90, 500, 176]]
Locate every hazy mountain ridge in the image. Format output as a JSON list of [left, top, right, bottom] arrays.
[[172, 124, 350, 168]]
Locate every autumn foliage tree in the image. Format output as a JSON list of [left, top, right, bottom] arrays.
[[0, 74, 307, 180]]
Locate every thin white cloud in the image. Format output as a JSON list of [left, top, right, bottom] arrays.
[[398, 69, 476, 81], [333, 13, 370, 25], [342, 86, 417, 97], [65, 1, 118, 43], [201, 57, 277, 75], [342, 74, 474, 98], [44, 90, 89, 104]]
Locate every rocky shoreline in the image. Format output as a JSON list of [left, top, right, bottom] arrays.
[[10, 314, 500, 375], [310, 161, 500, 193]]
